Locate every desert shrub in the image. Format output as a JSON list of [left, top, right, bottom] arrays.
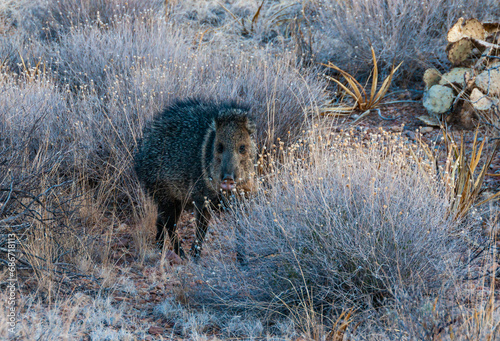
[[167, 0, 306, 45], [0, 72, 95, 292], [309, 0, 500, 83], [18, 0, 164, 39], [181, 129, 477, 323], [51, 14, 326, 143], [0, 293, 135, 340]]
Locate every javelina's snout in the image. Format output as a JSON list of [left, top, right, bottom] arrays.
[[221, 174, 235, 191]]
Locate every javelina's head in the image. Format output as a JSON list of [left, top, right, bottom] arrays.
[[208, 109, 256, 194]]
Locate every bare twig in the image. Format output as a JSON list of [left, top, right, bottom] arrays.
[[0, 180, 13, 217], [377, 108, 400, 120]]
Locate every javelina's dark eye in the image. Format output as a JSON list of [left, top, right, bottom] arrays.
[[239, 145, 246, 154], [216, 143, 224, 153]]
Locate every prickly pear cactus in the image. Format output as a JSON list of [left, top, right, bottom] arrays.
[[475, 61, 500, 97], [422, 17, 500, 123], [446, 39, 474, 66], [423, 85, 454, 116], [439, 68, 471, 87], [447, 18, 486, 43], [423, 68, 441, 90], [470, 88, 499, 111]]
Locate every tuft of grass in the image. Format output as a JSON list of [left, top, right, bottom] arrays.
[[444, 130, 500, 220], [419, 128, 500, 220]]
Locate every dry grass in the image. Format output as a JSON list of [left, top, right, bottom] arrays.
[[443, 130, 500, 219], [0, 0, 499, 340]]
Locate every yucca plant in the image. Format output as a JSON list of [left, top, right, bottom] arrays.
[[322, 46, 402, 114], [442, 129, 500, 220]]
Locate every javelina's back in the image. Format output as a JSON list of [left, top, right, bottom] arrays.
[[134, 98, 256, 258], [135, 99, 216, 201]]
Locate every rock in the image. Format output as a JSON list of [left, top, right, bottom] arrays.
[[423, 85, 455, 115], [470, 88, 499, 110], [439, 67, 472, 87], [148, 326, 165, 335], [417, 115, 441, 127], [419, 127, 434, 134], [391, 125, 404, 132], [475, 62, 500, 96]]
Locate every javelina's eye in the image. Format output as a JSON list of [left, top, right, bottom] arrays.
[[216, 143, 224, 153], [239, 145, 246, 154]]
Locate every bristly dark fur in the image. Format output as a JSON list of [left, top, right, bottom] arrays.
[[134, 98, 256, 259]]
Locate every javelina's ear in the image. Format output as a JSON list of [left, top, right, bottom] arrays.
[[246, 117, 256, 134]]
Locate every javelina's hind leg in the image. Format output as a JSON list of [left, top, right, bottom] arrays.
[[156, 201, 185, 258], [190, 203, 212, 259]]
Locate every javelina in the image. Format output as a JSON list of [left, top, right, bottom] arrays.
[[134, 99, 256, 259]]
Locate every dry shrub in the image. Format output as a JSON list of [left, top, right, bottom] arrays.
[[166, 0, 305, 43], [0, 73, 88, 291], [0, 292, 134, 340], [19, 0, 164, 39], [179, 128, 478, 330], [309, 0, 500, 83]]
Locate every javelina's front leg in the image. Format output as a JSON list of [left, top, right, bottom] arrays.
[[190, 201, 212, 258], [157, 201, 185, 258]]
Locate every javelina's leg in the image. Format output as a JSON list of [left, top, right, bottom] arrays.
[[190, 203, 212, 258], [156, 201, 185, 258]]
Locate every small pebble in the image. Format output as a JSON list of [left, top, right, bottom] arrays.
[[405, 131, 416, 140], [148, 326, 165, 335], [419, 127, 434, 134]]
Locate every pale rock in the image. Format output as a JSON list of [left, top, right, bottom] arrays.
[[420, 127, 434, 134], [470, 88, 499, 110], [475, 62, 500, 97]]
